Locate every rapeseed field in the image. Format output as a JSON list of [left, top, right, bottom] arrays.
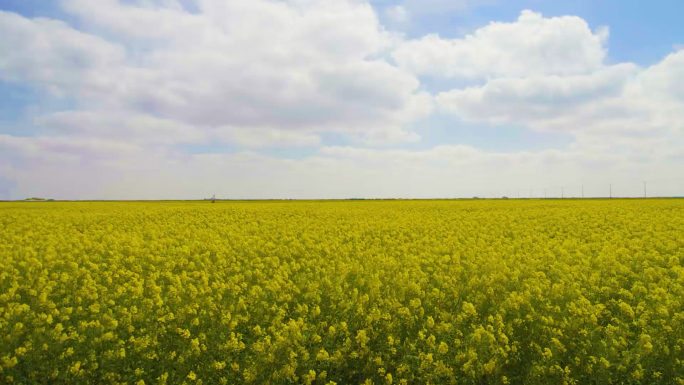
[[1, 200, 683, 384]]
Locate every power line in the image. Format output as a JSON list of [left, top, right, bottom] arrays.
[[477, 177, 683, 199]]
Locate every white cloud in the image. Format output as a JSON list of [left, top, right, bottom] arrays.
[[214, 127, 321, 148], [1, 4, 684, 200], [1, 1, 430, 146], [393, 10, 608, 79], [435, 64, 644, 132], [401, 0, 469, 15], [631, 50, 684, 104], [35, 111, 322, 148], [3, 136, 683, 200], [0, 11, 126, 97], [320, 144, 481, 166], [35, 111, 209, 145], [0, 134, 147, 168], [355, 126, 421, 146], [435, 51, 684, 138], [385, 5, 409, 23]]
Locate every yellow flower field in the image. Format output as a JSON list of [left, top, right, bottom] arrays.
[[1, 199, 683, 384]]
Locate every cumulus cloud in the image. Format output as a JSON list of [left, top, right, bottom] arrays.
[[1, 5, 683, 200], [355, 126, 421, 146], [393, 10, 608, 79], [1, 1, 430, 147], [435, 64, 643, 131], [385, 5, 409, 23], [406, 10, 684, 156], [35, 111, 322, 148], [631, 51, 684, 104], [435, 51, 684, 137], [401, 0, 469, 15], [0, 11, 126, 98], [214, 127, 321, 149], [35, 111, 208, 145]]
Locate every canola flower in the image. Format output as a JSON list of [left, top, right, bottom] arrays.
[[1, 199, 684, 384]]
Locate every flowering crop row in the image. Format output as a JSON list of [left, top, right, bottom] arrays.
[[1, 199, 684, 384]]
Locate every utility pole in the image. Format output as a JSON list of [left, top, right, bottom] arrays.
[[644, 181, 647, 198]]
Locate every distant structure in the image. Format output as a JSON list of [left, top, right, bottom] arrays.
[[211, 194, 216, 203]]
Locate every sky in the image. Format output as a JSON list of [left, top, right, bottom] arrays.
[[1, 0, 683, 200]]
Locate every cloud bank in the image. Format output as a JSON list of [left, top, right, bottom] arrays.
[[0, 3, 682, 199]]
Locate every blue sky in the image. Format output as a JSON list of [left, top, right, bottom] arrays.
[[2, 0, 682, 150], [1, 0, 683, 199], [390, 0, 684, 65], [2, 0, 682, 62], [401, 0, 684, 103]]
